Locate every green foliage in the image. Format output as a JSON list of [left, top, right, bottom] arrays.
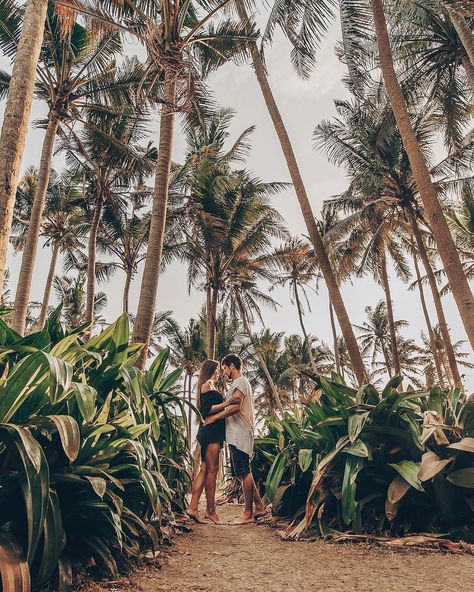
[[0, 308, 191, 590], [255, 375, 474, 540]]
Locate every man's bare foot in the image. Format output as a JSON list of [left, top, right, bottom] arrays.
[[254, 507, 270, 520], [185, 509, 206, 524], [230, 514, 255, 525], [204, 510, 222, 524]]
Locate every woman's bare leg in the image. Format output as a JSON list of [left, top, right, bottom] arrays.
[[204, 443, 221, 524], [186, 459, 207, 523]]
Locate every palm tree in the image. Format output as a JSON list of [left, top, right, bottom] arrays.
[[170, 108, 256, 357], [86, 0, 257, 368], [53, 274, 107, 329], [161, 315, 207, 442], [355, 300, 408, 377], [12, 168, 86, 329], [272, 239, 319, 373], [97, 195, 151, 313], [369, 0, 474, 349], [64, 110, 155, 330], [317, 95, 466, 388], [0, 0, 49, 288], [234, 0, 367, 385], [419, 324, 474, 385], [0, 6, 139, 334], [170, 115, 287, 359]]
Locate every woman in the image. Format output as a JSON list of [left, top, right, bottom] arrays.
[[185, 359, 232, 524]]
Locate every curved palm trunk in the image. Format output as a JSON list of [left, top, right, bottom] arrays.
[[133, 73, 177, 368], [370, 0, 474, 350], [37, 241, 60, 330], [235, 293, 284, 414], [412, 250, 445, 385], [448, 8, 474, 67], [235, 0, 366, 386], [0, 0, 48, 287], [85, 198, 103, 329], [123, 269, 132, 314], [293, 281, 318, 373], [380, 251, 401, 376], [381, 341, 393, 377], [207, 284, 218, 359], [411, 218, 463, 389], [12, 116, 59, 334], [461, 54, 474, 93], [329, 301, 341, 375]]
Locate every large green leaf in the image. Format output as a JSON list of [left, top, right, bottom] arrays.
[[266, 451, 288, 502], [388, 460, 423, 492], [348, 412, 369, 443], [0, 424, 49, 562], [447, 468, 474, 488], [298, 449, 313, 472], [342, 455, 363, 525], [71, 383, 97, 422], [0, 530, 31, 592]]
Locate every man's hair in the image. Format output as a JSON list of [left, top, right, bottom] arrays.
[[222, 354, 242, 370]]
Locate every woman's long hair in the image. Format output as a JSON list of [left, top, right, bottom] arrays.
[[195, 359, 219, 411]]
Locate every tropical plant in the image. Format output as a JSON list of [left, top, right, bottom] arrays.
[[64, 109, 155, 328], [257, 374, 474, 541], [12, 168, 86, 328], [0, 3, 145, 334], [0, 310, 191, 590], [272, 239, 320, 374]]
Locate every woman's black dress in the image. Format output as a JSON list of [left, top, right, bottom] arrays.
[[196, 390, 225, 461]]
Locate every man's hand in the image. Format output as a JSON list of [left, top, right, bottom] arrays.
[[203, 415, 216, 426]]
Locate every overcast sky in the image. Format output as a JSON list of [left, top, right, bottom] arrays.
[[2, 12, 473, 390]]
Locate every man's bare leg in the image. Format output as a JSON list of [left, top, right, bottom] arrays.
[[252, 479, 269, 518], [231, 473, 255, 524]]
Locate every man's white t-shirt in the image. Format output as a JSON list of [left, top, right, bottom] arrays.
[[225, 375, 255, 457]]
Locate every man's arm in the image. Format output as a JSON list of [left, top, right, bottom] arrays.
[[208, 394, 242, 415], [204, 389, 244, 424]]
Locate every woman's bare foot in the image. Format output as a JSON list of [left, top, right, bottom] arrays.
[[185, 509, 206, 524], [204, 510, 222, 524], [230, 513, 255, 525]]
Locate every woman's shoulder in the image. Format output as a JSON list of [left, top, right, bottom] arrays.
[[201, 381, 219, 394]]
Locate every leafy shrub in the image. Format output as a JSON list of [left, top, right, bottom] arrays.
[[256, 375, 474, 540], [0, 308, 191, 591]]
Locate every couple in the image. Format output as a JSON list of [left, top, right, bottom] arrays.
[[186, 354, 268, 525]]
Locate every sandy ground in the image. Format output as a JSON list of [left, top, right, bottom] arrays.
[[83, 504, 474, 592]]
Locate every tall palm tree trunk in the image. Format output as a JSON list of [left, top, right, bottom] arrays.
[[0, 0, 48, 288], [207, 284, 218, 359], [381, 342, 393, 377], [37, 241, 60, 329], [380, 251, 401, 376], [370, 0, 474, 350], [329, 301, 341, 375], [293, 281, 318, 373], [235, 0, 366, 386], [447, 8, 474, 66], [411, 218, 462, 388], [123, 269, 132, 314], [461, 55, 474, 92], [235, 293, 284, 413], [412, 250, 445, 385], [12, 116, 60, 334], [85, 198, 103, 328], [132, 73, 177, 368]]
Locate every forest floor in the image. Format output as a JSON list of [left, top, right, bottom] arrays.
[[81, 504, 474, 592]]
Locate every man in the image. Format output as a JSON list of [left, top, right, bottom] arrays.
[[204, 354, 268, 524]]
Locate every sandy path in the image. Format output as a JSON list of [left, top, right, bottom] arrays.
[[95, 504, 474, 592]]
